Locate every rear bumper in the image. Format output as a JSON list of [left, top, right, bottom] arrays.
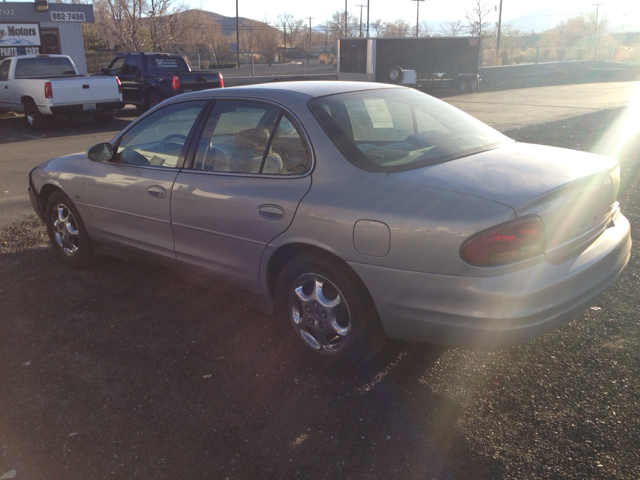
[[49, 102, 125, 116], [350, 213, 631, 349]]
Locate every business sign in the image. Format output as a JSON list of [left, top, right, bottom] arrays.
[[0, 23, 41, 57], [51, 11, 86, 22]]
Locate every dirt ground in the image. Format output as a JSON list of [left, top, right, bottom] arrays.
[[1, 83, 639, 478]]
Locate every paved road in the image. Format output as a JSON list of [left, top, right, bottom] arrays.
[[446, 81, 640, 131], [1, 81, 638, 227]]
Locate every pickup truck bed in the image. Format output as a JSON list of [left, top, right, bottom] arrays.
[[99, 52, 223, 111], [0, 54, 124, 128]]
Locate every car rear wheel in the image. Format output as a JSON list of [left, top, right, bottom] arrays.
[[275, 253, 386, 371], [146, 93, 162, 111], [45, 190, 95, 268], [23, 100, 46, 129]]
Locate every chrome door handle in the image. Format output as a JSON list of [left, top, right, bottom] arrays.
[[148, 185, 166, 198], [258, 204, 285, 220]]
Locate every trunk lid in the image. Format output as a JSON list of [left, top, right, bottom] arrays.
[[389, 142, 620, 261]]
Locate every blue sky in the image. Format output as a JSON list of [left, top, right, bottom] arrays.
[[193, 0, 639, 29]]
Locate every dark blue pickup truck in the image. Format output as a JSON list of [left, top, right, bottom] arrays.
[[99, 52, 224, 111]]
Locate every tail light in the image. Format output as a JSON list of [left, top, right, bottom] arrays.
[[116, 76, 122, 94], [219, 73, 224, 88], [460, 216, 545, 267], [44, 81, 52, 98], [171, 75, 180, 90]]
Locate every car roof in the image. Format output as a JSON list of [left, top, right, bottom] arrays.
[[178, 81, 404, 103]]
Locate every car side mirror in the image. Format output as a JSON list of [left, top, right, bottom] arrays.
[[100, 67, 108, 74], [87, 142, 114, 162]]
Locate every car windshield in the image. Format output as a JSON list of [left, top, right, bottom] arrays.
[[308, 88, 512, 172]]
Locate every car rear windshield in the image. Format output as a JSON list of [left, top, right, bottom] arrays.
[[147, 55, 189, 73], [308, 88, 511, 172], [14, 57, 76, 77]]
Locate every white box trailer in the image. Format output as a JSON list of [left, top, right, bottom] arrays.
[[337, 37, 481, 93]]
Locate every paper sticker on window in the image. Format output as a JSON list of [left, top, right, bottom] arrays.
[[364, 98, 394, 129]]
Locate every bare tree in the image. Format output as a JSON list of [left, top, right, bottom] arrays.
[[370, 19, 385, 37], [418, 20, 432, 37], [94, 0, 150, 51], [328, 10, 359, 38], [384, 19, 412, 37], [440, 20, 465, 37], [254, 17, 279, 65], [464, 0, 492, 39]]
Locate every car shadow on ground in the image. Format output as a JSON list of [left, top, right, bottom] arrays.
[[0, 108, 138, 144], [0, 237, 505, 479]]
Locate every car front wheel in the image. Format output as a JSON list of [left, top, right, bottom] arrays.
[[45, 190, 95, 268], [275, 253, 386, 370]]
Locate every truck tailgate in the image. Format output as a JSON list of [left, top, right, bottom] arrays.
[[50, 77, 121, 105], [179, 72, 222, 92]]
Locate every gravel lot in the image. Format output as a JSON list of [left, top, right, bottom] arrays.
[[1, 84, 639, 478]]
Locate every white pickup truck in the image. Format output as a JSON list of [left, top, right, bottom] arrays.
[[0, 54, 124, 128]]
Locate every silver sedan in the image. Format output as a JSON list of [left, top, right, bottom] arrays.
[[28, 82, 631, 370]]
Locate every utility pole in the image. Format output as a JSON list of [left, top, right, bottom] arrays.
[[411, 0, 425, 37], [356, 4, 366, 37], [235, 0, 240, 67], [496, 0, 503, 58], [345, 0, 348, 38], [366, 0, 370, 37], [307, 17, 314, 64], [593, 3, 603, 60]]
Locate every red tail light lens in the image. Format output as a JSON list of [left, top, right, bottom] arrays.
[[219, 73, 224, 88], [44, 81, 52, 98], [116, 76, 122, 94], [460, 216, 545, 267], [171, 75, 180, 90]]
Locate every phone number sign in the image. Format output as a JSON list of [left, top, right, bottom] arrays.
[[50, 11, 86, 22]]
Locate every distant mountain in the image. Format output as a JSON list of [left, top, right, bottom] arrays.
[[503, 6, 584, 34], [197, 10, 278, 38], [504, 5, 640, 35]]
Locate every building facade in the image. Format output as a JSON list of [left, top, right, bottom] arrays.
[[0, 2, 93, 74]]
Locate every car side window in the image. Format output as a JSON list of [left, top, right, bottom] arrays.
[[193, 101, 279, 174], [122, 56, 142, 76], [0, 60, 10, 81], [109, 57, 125, 76], [269, 114, 310, 175], [193, 101, 309, 175], [113, 100, 207, 168]]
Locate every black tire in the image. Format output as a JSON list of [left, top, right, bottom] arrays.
[[456, 77, 469, 94], [45, 190, 95, 268], [94, 113, 114, 126], [23, 100, 46, 129], [275, 253, 387, 371], [468, 76, 479, 93], [387, 65, 404, 84], [146, 92, 162, 111]]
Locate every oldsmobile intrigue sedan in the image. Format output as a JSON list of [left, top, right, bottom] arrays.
[[28, 82, 631, 370]]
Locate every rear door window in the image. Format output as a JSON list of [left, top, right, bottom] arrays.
[[192, 101, 310, 175]]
